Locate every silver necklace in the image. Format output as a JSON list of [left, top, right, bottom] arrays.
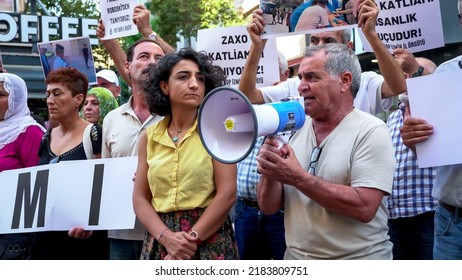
[[170, 124, 192, 142]]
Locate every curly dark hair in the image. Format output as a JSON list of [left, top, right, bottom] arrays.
[[143, 47, 226, 116]]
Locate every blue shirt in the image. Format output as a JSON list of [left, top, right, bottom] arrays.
[[386, 105, 438, 219], [237, 137, 264, 200], [53, 56, 68, 70]]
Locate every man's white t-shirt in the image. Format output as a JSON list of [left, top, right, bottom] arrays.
[[284, 109, 394, 259]]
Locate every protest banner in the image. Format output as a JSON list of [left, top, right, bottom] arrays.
[[0, 157, 137, 234], [197, 25, 279, 88], [100, 0, 138, 40], [359, 0, 444, 53]]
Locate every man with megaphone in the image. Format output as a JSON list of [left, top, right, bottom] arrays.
[[235, 0, 404, 260], [257, 43, 395, 260]]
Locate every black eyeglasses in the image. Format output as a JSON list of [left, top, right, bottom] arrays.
[[458, 14, 462, 24], [49, 155, 61, 164], [307, 146, 322, 175]]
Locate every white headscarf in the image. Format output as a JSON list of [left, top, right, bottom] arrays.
[[0, 73, 46, 150]]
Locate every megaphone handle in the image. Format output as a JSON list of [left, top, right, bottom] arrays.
[[275, 134, 291, 149]]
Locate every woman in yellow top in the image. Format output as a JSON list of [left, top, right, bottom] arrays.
[[133, 47, 238, 260]]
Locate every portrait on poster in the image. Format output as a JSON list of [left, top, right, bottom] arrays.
[[37, 36, 97, 84], [0, 0, 17, 12], [261, 0, 357, 38]]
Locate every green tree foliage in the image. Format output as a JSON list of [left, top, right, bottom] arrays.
[[40, 0, 99, 18], [147, 0, 245, 46], [39, 0, 110, 68]]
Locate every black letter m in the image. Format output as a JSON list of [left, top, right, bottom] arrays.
[[11, 170, 49, 229]]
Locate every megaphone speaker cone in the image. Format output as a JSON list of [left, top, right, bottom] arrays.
[[198, 87, 258, 164]]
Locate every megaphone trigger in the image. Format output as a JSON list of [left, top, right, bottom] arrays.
[[275, 134, 291, 149]]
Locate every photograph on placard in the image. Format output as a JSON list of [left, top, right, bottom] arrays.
[[37, 36, 97, 83], [0, 0, 16, 12], [261, 0, 357, 38]]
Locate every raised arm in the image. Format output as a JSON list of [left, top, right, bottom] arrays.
[[357, 0, 406, 99], [238, 9, 267, 104], [132, 4, 175, 54], [96, 5, 176, 87], [96, 19, 132, 86]]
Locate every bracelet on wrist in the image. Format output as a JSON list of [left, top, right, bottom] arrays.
[[158, 227, 168, 241]]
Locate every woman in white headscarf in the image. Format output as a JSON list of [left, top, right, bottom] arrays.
[[0, 73, 46, 259]]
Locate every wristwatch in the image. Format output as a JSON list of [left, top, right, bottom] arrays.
[[411, 66, 424, 78], [189, 230, 202, 244], [148, 31, 158, 41]]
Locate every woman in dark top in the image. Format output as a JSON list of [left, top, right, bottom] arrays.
[[33, 67, 108, 260]]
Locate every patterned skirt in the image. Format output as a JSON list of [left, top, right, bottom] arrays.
[[140, 208, 238, 260]]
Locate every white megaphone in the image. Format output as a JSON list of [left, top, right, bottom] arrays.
[[198, 86, 305, 164]]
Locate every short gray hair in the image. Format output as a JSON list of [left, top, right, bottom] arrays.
[[304, 43, 361, 97]]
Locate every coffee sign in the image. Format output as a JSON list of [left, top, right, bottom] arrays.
[[0, 12, 99, 46]]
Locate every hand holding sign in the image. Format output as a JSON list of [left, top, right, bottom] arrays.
[[356, 0, 379, 30], [132, 4, 153, 37]]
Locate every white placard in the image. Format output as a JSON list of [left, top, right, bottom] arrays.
[[0, 157, 138, 233], [407, 69, 462, 168], [100, 0, 138, 40], [359, 0, 444, 53], [197, 25, 279, 88]]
